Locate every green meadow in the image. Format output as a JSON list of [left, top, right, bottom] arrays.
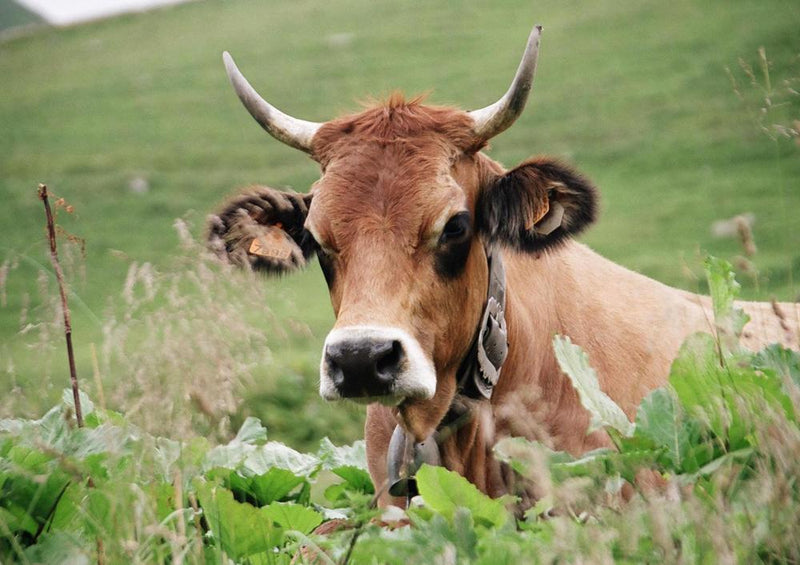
[[1, 0, 798, 448]]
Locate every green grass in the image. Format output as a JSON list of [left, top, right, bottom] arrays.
[[1, 0, 799, 446]]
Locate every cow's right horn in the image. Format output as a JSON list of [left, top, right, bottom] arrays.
[[223, 52, 323, 154], [469, 25, 542, 141]]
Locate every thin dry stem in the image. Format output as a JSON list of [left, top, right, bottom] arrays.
[[37, 183, 83, 428]]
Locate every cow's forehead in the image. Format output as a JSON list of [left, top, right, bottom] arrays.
[[305, 97, 484, 251], [308, 142, 469, 254], [311, 95, 481, 164]]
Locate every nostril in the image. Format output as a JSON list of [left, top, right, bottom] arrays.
[[325, 336, 406, 397], [325, 346, 344, 386], [375, 340, 403, 380]]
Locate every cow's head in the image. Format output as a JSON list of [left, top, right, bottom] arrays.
[[209, 27, 598, 441]]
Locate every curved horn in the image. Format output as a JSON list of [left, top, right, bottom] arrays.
[[222, 51, 323, 154], [469, 25, 542, 141]]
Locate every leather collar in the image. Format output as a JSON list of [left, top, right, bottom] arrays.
[[387, 243, 509, 498], [455, 244, 508, 400]]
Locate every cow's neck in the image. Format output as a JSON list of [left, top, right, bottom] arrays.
[[437, 241, 714, 495], [494, 242, 711, 451]]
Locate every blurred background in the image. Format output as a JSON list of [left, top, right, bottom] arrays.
[[1, 0, 798, 449]]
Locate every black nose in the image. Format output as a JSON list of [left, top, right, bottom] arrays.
[[325, 338, 405, 397]]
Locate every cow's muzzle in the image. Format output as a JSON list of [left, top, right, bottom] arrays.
[[319, 326, 436, 403]]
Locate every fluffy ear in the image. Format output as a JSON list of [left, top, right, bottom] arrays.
[[207, 186, 314, 274], [476, 157, 598, 252]]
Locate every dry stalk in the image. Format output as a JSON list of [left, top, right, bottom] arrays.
[[37, 183, 84, 428], [38, 184, 105, 564]]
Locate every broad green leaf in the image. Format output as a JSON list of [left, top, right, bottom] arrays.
[[705, 257, 740, 320], [63, 424, 131, 461], [250, 467, 306, 504], [753, 344, 800, 390], [0, 418, 25, 435], [317, 437, 368, 470], [207, 465, 303, 507], [194, 480, 284, 559], [705, 256, 750, 352], [671, 333, 794, 451], [204, 439, 319, 478], [260, 501, 323, 534], [49, 482, 85, 532], [495, 436, 658, 486], [553, 335, 634, 437], [678, 448, 755, 486], [154, 435, 210, 482], [0, 504, 38, 536], [149, 481, 177, 524], [670, 333, 730, 439], [331, 465, 374, 494], [323, 481, 349, 504], [635, 388, 698, 471], [416, 465, 509, 529], [0, 448, 71, 535], [317, 438, 373, 494], [232, 417, 268, 446], [243, 443, 319, 477], [84, 488, 112, 537]]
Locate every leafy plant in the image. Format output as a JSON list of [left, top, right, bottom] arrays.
[[3, 205, 799, 565]]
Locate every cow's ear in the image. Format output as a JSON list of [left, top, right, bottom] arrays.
[[476, 157, 598, 252], [207, 186, 314, 274]]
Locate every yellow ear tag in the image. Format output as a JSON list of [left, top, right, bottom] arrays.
[[525, 199, 549, 231], [247, 226, 293, 260]]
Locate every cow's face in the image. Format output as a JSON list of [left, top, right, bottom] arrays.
[[306, 102, 492, 438], [209, 27, 597, 440]]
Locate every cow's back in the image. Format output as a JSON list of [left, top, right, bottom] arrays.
[[737, 300, 800, 351]]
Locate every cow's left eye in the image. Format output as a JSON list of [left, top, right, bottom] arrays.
[[439, 212, 471, 245]]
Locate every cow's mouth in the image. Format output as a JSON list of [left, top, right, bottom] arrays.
[[319, 325, 436, 402]]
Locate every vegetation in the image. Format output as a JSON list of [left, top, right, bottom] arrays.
[[1, 1, 799, 562], [1, 0, 799, 444], [2, 257, 800, 563]]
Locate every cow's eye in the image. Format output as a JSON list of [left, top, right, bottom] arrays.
[[439, 212, 470, 245]]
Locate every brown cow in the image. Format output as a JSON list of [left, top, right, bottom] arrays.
[[208, 27, 800, 505]]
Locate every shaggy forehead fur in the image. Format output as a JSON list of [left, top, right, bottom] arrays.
[[311, 94, 484, 164], [307, 95, 488, 252]]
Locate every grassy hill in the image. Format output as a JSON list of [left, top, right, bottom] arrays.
[[1, 0, 798, 447]]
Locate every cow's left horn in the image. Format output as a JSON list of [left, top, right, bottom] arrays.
[[469, 25, 542, 141], [223, 51, 323, 154]]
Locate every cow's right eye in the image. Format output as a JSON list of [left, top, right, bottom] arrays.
[[439, 212, 471, 245]]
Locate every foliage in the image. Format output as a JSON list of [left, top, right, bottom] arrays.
[[3, 258, 800, 563], [553, 335, 635, 437], [2, 0, 799, 432], [1, 3, 799, 559], [0, 395, 369, 563]]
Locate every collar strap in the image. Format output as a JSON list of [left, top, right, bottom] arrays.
[[456, 244, 509, 400]]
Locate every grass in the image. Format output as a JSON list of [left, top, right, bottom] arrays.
[[0, 0, 41, 33], [1, 0, 799, 446]]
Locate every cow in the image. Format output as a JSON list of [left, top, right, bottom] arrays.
[[208, 26, 800, 506]]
